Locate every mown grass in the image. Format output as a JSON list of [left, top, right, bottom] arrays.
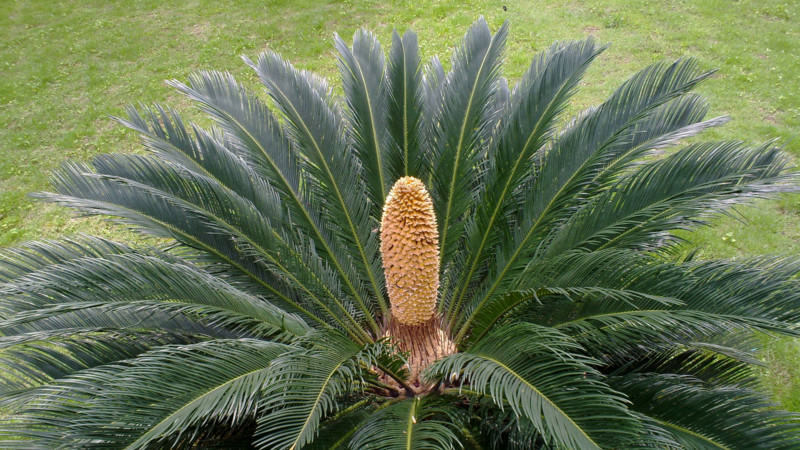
[[2, 0, 799, 409]]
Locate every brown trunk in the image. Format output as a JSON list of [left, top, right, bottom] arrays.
[[383, 314, 455, 395]]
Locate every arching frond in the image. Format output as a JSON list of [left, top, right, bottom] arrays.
[[169, 70, 382, 332], [246, 50, 387, 326], [336, 29, 391, 211], [0, 339, 292, 449], [0, 235, 134, 284], [543, 140, 795, 257], [427, 323, 638, 449], [349, 397, 465, 450], [303, 400, 376, 450], [254, 331, 377, 450], [469, 59, 715, 328], [0, 248, 309, 337], [0, 329, 195, 405], [611, 373, 800, 449]]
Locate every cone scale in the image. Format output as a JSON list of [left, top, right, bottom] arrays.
[[380, 177, 454, 392]]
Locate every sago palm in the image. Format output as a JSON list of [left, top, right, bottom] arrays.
[[2, 17, 800, 449]]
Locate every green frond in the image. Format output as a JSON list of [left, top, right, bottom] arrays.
[[303, 400, 376, 449], [0, 329, 195, 403], [626, 255, 800, 323], [336, 29, 391, 210], [556, 309, 795, 364], [116, 104, 283, 221], [544, 140, 795, 257], [1, 339, 292, 448], [611, 344, 761, 388], [34, 159, 374, 334], [430, 17, 508, 267], [428, 323, 638, 449], [470, 59, 715, 326], [387, 29, 426, 179], [254, 331, 373, 450], [462, 248, 800, 346], [349, 397, 465, 450], [169, 70, 382, 330], [246, 50, 387, 325], [610, 373, 800, 449], [462, 285, 682, 346], [0, 235, 133, 284], [446, 37, 604, 328], [0, 247, 309, 337]]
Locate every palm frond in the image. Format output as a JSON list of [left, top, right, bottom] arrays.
[[610, 373, 800, 449], [427, 323, 638, 449], [0, 247, 309, 337], [543, 140, 795, 257], [169, 71, 382, 331], [430, 17, 508, 266], [246, 50, 387, 326], [349, 397, 465, 450], [303, 399, 376, 450], [0, 235, 133, 284], [87, 151, 367, 333], [0, 329, 195, 403], [626, 255, 800, 323], [444, 37, 604, 325], [462, 285, 682, 346], [387, 29, 426, 179], [254, 331, 375, 450], [336, 29, 391, 211], [34, 159, 375, 336], [116, 104, 284, 221], [610, 343, 761, 387], [556, 309, 795, 364], [469, 59, 715, 327], [1, 339, 291, 448]]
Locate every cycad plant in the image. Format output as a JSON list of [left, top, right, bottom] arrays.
[[2, 17, 800, 449]]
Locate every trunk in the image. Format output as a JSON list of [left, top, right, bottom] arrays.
[[384, 315, 455, 394]]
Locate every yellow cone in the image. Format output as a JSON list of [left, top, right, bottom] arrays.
[[380, 177, 440, 326]]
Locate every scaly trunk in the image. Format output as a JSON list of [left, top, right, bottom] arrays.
[[384, 314, 455, 393], [380, 177, 454, 393]]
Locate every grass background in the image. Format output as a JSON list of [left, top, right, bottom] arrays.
[[1, 0, 798, 410]]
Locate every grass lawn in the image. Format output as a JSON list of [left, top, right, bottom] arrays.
[[2, 0, 799, 409]]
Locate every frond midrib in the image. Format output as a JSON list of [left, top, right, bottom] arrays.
[[44, 193, 327, 331], [289, 353, 355, 450], [345, 46, 387, 203], [405, 399, 418, 450], [458, 105, 662, 343], [651, 417, 731, 449], [400, 36, 410, 176]]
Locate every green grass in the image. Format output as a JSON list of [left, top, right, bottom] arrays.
[[2, 0, 799, 409]]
